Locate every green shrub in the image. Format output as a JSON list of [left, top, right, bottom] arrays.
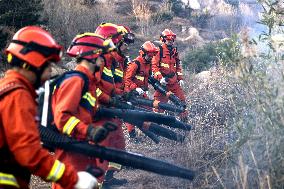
[[151, 11, 174, 24], [183, 43, 218, 73], [215, 34, 241, 68]]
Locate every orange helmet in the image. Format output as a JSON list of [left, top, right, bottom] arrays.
[[95, 23, 135, 45], [67, 32, 116, 62], [139, 41, 158, 57], [160, 29, 176, 42], [5, 26, 63, 68]]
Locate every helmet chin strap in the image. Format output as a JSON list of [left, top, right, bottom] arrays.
[[32, 63, 49, 89]]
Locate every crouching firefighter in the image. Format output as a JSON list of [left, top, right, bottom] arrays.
[[124, 41, 158, 138], [49, 33, 117, 189], [152, 29, 188, 122], [0, 26, 97, 189]]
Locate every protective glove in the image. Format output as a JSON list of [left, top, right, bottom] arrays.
[[179, 80, 185, 88], [135, 87, 145, 95], [160, 77, 168, 86], [109, 95, 122, 106], [74, 171, 98, 189], [87, 122, 117, 143]]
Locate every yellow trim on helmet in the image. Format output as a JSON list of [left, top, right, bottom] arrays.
[[117, 26, 128, 34], [100, 23, 117, 28], [7, 53, 13, 63], [76, 32, 104, 39]]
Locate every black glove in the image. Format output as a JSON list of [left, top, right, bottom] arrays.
[[87, 122, 117, 143], [109, 95, 122, 106]]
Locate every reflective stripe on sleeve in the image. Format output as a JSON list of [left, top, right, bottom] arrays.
[[160, 63, 169, 68], [82, 92, 96, 107], [108, 162, 122, 170], [46, 160, 65, 182], [103, 67, 113, 77], [0, 172, 20, 188], [96, 88, 103, 97], [114, 69, 123, 77], [154, 71, 162, 76], [135, 75, 144, 81], [63, 116, 80, 136]]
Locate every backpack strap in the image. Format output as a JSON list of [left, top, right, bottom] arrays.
[[133, 60, 141, 75], [39, 71, 90, 128], [158, 45, 163, 67], [55, 71, 89, 95]]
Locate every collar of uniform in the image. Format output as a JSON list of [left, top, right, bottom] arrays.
[[136, 56, 146, 65], [75, 64, 96, 82], [111, 51, 125, 63], [4, 70, 37, 98]]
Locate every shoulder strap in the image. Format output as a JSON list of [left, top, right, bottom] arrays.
[[159, 45, 163, 60], [133, 60, 141, 75], [158, 45, 163, 67], [55, 71, 89, 95], [0, 82, 26, 98], [39, 71, 89, 128]]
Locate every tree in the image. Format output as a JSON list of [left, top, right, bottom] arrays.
[[0, 0, 45, 51]]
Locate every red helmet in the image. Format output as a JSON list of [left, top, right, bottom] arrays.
[[5, 26, 62, 68], [139, 41, 158, 57], [95, 23, 135, 44], [160, 29, 176, 42], [67, 32, 116, 61]]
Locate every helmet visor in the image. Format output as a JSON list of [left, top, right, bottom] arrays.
[[103, 39, 116, 52], [165, 35, 176, 41], [146, 51, 158, 57], [123, 33, 135, 44]]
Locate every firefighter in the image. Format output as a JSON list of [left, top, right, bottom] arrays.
[[94, 23, 132, 186], [51, 33, 116, 189], [111, 24, 135, 90], [0, 26, 97, 189], [152, 29, 188, 122], [124, 41, 158, 138]]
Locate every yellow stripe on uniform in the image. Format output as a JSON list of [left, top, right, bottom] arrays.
[[46, 160, 65, 182], [103, 67, 113, 77], [114, 69, 124, 77], [108, 162, 122, 170], [154, 71, 162, 77], [0, 172, 20, 188], [177, 72, 183, 76], [63, 116, 80, 136], [96, 88, 103, 97], [160, 63, 169, 68], [82, 92, 96, 107], [135, 75, 144, 81]]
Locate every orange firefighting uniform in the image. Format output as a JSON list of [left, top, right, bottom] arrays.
[[0, 70, 78, 189], [51, 65, 100, 188], [152, 44, 186, 110], [95, 54, 126, 174], [112, 52, 127, 91], [124, 56, 151, 133]]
